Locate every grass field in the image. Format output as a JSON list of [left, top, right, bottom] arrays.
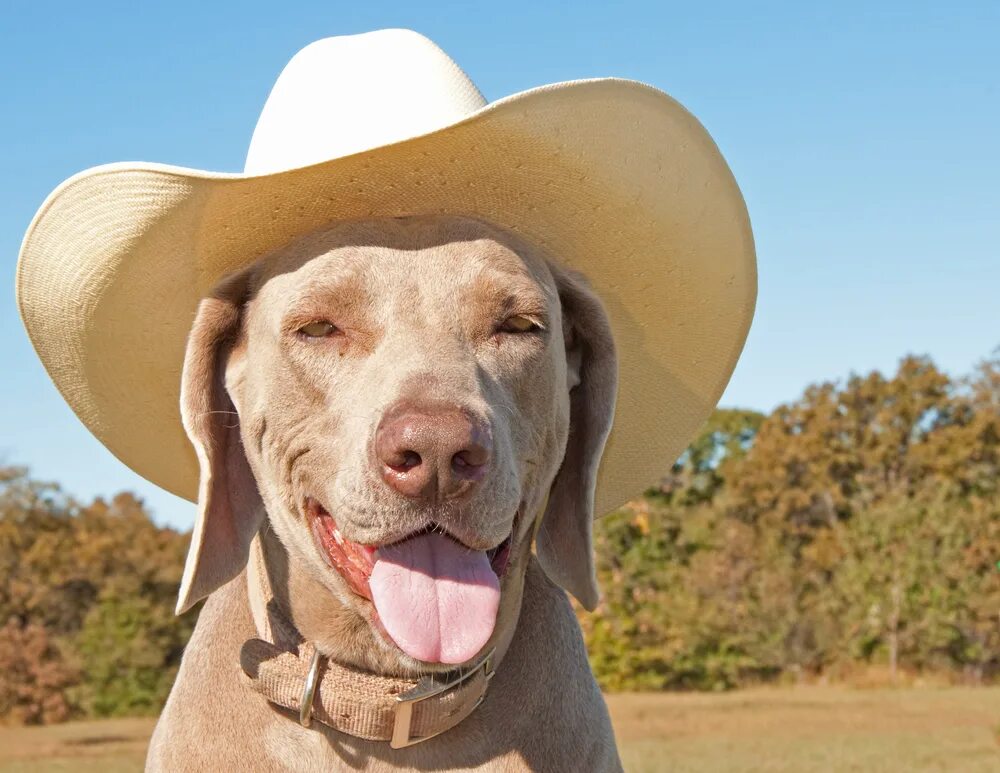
[[0, 687, 997, 772]]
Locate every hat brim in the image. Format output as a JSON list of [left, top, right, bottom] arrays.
[[16, 78, 755, 516]]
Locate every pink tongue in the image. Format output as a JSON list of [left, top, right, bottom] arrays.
[[370, 532, 500, 664]]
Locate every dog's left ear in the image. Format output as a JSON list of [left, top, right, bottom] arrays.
[[175, 269, 265, 614], [536, 264, 618, 611]]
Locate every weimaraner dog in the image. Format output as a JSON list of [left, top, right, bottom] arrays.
[[146, 214, 622, 771]]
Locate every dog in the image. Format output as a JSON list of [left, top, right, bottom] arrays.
[[145, 214, 623, 771]]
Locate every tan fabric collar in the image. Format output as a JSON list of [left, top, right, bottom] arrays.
[[239, 536, 496, 748]]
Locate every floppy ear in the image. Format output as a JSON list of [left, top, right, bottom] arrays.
[[536, 265, 618, 611], [176, 269, 265, 614]]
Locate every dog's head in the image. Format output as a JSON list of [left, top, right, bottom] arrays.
[[177, 214, 616, 671]]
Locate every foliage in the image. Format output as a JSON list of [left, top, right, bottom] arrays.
[[0, 618, 77, 724], [0, 476, 196, 723], [585, 353, 1000, 690]]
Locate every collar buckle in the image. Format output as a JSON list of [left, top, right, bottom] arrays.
[[390, 648, 495, 749]]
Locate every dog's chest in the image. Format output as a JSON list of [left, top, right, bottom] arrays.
[[262, 720, 529, 771]]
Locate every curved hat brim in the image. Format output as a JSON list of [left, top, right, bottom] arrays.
[[16, 78, 756, 516]]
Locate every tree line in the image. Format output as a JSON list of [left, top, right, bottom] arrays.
[[582, 353, 999, 690], [0, 352, 997, 722]]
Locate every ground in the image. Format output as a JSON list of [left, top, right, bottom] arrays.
[[0, 687, 997, 772]]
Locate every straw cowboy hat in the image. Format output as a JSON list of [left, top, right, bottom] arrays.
[[16, 29, 755, 515]]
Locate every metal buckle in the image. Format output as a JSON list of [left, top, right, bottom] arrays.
[[390, 648, 495, 749], [298, 648, 323, 728]]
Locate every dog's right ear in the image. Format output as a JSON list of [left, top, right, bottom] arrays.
[[175, 269, 265, 614]]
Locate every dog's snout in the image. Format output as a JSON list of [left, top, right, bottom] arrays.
[[375, 402, 492, 501]]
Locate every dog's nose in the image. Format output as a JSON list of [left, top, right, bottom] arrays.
[[375, 402, 491, 501]]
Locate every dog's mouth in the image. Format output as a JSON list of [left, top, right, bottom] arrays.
[[304, 497, 515, 664]]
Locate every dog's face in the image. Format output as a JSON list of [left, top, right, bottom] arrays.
[[178, 215, 616, 672]]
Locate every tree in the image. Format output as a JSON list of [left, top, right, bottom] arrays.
[[0, 618, 77, 724], [0, 472, 197, 723]]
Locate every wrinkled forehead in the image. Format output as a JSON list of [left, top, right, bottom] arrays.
[[251, 215, 557, 306]]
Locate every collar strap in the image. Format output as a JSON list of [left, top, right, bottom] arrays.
[[240, 637, 494, 747], [240, 536, 496, 747]]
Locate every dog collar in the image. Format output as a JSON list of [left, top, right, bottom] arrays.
[[240, 536, 497, 748]]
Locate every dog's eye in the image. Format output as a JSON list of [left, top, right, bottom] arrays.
[[298, 320, 339, 338], [498, 315, 542, 335]]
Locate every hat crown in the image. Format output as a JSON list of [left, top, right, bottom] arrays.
[[244, 29, 487, 175]]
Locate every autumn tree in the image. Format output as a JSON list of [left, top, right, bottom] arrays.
[[0, 471, 196, 722]]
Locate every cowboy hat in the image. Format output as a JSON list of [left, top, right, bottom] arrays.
[[15, 28, 756, 516]]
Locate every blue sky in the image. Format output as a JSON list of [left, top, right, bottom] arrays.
[[2, 2, 997, 531]]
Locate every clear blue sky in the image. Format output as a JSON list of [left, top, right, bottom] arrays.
[[2, 2, 997, 531]]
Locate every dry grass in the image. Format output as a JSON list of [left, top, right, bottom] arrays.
[[607, 686, 1000, 772], [0, 687, 997, 771], [0, 717, 152, 773]]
